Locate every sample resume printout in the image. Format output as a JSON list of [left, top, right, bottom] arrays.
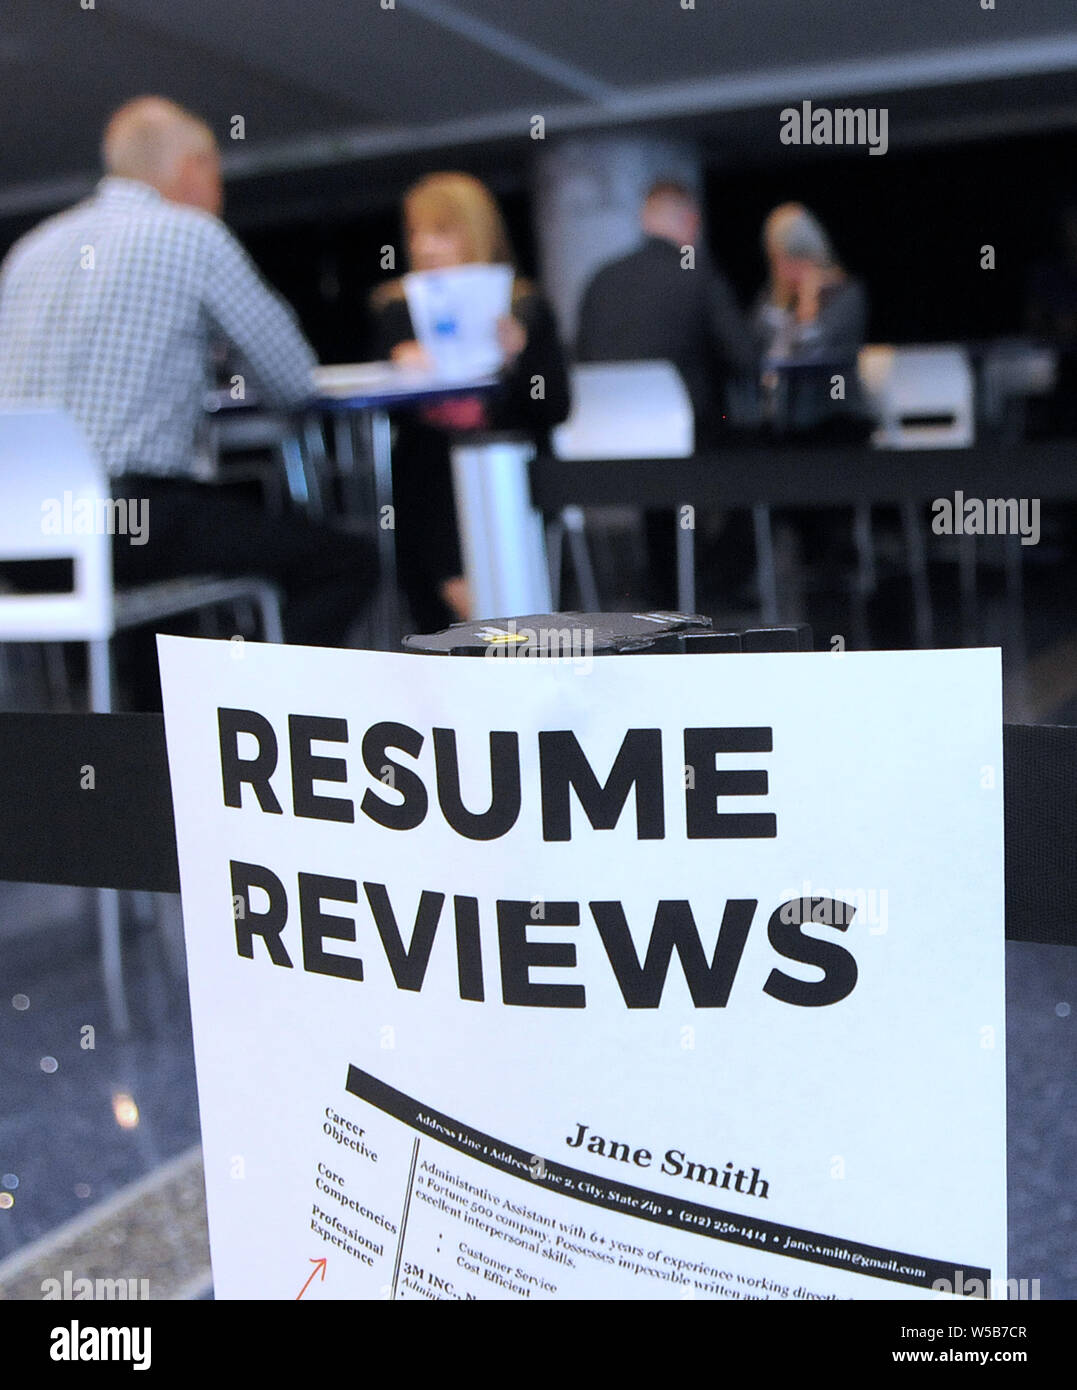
[[158, 637, 1006, 1301]]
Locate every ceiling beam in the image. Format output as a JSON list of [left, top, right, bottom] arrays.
[[2, 33, 1076, 219], [203, 31, 1077, 179], [401, 0, 619, 102]]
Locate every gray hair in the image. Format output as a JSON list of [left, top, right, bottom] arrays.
[[766, 204, 836, 267]]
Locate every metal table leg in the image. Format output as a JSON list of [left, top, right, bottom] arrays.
[[675, 507, 696, 615], [1005, 530, 1029, 721], [333, 412, 363, 517], [752, 504, 779, 624], [279, 426, 311, 513], [367, 409, 400, 650], [563, 506, 600, 613], [900, 499, 933, 648], [959, 535, 978, 645], [851, 502, 876, 650], [96, 886, 129, 1036]]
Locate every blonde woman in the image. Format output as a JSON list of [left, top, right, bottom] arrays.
[[752, 202, 869, 438], [370, 173, 569, 630]]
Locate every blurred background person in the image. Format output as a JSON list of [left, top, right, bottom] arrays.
[[751, 202, 872, 585], [0, 96, 377, 704], [575, 179, 756, 609], [576, 179, 754, 441], [370, 172, 569, 632], [752, 202, 871, 440]]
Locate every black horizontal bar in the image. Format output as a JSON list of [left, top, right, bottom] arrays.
[[1002, 723, 1077, 949], [529, 439, 1077, 510], [0, 712, 1072, 948], [0, 712, 179, 894]]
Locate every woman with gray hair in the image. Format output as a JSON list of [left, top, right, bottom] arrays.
[[752, 202, 870, 438]]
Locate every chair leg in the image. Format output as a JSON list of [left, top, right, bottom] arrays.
[[131, 890, 155, 927], [254, 585, 284, 643], [563, 507, 600, 612], [43, 643, 72, 710], [156, 892, 188, 980], [279, 430, 311, 512], [96, 886, 130, 1036], [198, 606, 223, 638], [27, 644, 51, 707], [233, 599, 256, 634], [87, 638, 112, 713], [86, 636, 130, 1034], [300, 412, 328, 521]]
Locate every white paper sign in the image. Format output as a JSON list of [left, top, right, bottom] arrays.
[[158, 637, 1006, 1302]]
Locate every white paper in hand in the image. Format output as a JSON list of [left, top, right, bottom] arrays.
[[404, 264, 514, 379]]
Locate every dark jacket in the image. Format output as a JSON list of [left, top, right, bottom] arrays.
[[575, 236, 754, 440], [751, 277, 868, 365], [369, 277, 570, 631], [750, 277, 870, 436]]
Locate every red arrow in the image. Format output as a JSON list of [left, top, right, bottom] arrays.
[[296, 1257, 327, 1301]]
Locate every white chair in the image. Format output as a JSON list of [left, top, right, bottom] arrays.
[[550, 362, 701, 611], [0, 405, 284, 1033], [552, 361, 695, 461], [858, 345, 975, 449], [854, 347, 978, 646]]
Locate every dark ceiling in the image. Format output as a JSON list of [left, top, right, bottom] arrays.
[[4, 0, 1077, 227]]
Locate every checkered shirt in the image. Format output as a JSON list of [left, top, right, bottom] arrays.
[[0, 177, 317, 477]]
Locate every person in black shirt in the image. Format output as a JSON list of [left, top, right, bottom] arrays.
[[370, 173, 569, 633], [575, 181, 754, 607], [576, 180, 754, 442]]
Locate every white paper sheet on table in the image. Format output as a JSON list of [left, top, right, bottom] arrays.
[[312, 361, 497, 401]]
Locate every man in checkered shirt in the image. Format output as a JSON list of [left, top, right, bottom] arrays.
[[0, 97, 375, 695]]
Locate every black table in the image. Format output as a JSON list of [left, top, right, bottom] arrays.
[[530, 437, 1075, 651]]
